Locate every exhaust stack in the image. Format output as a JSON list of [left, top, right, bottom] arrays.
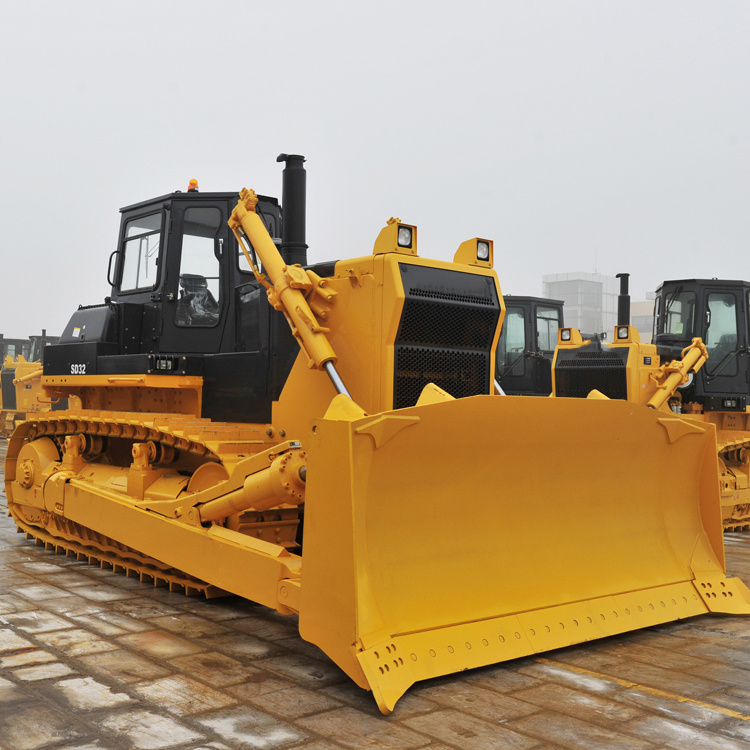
[[616, 272, 630, 326], [277, 153, 308, 266]]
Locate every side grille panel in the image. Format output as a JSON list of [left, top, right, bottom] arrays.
[[394, 264, 501, 409], [398, 299, 498, 349], [395, 348, 488, 409], [555, 350, 629, 400]]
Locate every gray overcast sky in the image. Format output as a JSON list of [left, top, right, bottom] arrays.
[[1, 1, 748, 337]]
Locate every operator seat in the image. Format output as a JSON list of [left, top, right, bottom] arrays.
[[176, 274, 220, 326], [708, 333, 737, 369]]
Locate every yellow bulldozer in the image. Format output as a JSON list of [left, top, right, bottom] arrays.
[[554, 274, 750, 532], [5, 157, 750, 713], [0, 335, 69, 437]]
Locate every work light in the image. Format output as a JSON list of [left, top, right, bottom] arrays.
[[397, 226, 412, 248]]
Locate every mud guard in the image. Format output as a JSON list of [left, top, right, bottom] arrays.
[[298, 394, 750, 714]]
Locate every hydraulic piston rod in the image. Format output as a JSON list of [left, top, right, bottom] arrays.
[[647, 338, 708, 411], [229, 188, 354, 401], [199, 448, 307, 523]]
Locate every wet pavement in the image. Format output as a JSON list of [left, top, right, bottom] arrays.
[[2, 437, 750, 749]]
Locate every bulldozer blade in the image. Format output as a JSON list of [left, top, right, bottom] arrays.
[[298, 394, 750, 714]]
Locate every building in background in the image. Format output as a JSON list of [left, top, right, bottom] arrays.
[[630, 293, 656, 343], [542, 272, 617, 336], [541, 273, 656, 342]]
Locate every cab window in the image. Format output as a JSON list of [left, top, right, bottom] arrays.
[[536, 306, 561, 351], [238, 239, 261, 275], [496, 308, 526, 377], [705, 293, 738, 376], [120, 213, 161, 292], [237, 211, 279, 273], [175, 207, 222, 328], [662, 290, 696, 338]]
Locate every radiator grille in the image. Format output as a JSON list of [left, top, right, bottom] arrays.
[[395, 348, 489, 409], [409, 287, 495, 306], [394, 264, 501, 408], [559, 351, 622, 363], [398, 299, 497, 349], [555, 350, 628, 400]]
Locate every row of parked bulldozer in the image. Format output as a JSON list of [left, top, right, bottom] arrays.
[[3, 153, 750, 713], [496, 276, 750, 531]]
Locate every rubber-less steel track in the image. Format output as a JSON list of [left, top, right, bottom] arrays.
[[718, 437, 750, 531], [5, 412, 273, 597], [16, 413, 224, 459], [12, 512, 226, 597]]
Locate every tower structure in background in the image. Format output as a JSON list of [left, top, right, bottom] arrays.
[[542, 272, 617, 337], [630, 292, 656, 343]]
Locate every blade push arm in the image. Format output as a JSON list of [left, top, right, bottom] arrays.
[[228, 189, 351, 398], [647, 337, 708, 410]]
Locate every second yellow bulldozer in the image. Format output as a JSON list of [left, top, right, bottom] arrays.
[[5, 157, 750, 713], [0, 334, 70, 437], [554, 274, 750, 531]]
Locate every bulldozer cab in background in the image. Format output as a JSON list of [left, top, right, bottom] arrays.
[[0, 331, 63, 437], [654, 279, 750, 411], [495, 296, 563, 395], [27, 332, 54, 363], [553, 275, 750, 531]]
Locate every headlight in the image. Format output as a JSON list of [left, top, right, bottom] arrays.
[[397, 226, 412, 248], [477, 241, 490, 261], [561, 329, 571, 341], [617, 326, 629, 340]]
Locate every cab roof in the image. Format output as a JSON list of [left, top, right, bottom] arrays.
[[119, 191, 279, 214]]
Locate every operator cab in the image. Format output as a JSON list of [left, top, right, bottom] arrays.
[[654, 279, 750, 411], [103, 190, 283, 355], [496, 296, 563, 395], [43, 155, 334, 423]]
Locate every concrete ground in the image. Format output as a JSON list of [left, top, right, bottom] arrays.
[[2, 438, 750, 750]]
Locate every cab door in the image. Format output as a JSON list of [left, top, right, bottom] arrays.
[[531, 302, 562, 395], [496, 305, 531, 393], [158, 201, 231, 353], [699, 286, 749, 400]]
